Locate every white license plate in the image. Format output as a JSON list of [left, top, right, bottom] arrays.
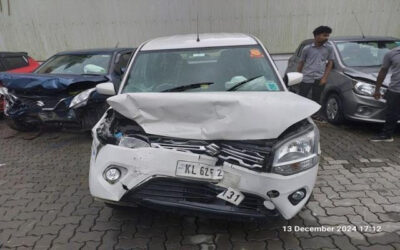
[[175, 161, 223, 180], [217, 187, 245, 206]]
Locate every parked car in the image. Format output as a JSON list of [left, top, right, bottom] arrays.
[[89, 33, 321, 220], [286, 36, 400, 124], [0, 48, 134, 131], [0, 52, 40, 117]]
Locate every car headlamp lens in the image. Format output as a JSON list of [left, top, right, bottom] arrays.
[[272, 129, 319, 175], [353, 82, 386, 97], [69, 88, 96, 108], [119, 136, 150, 149]]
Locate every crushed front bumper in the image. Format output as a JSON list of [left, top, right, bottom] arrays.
[[89, 142, 318, 220]]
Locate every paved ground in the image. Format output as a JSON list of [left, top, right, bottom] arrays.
[[0, 119, 400, 250]]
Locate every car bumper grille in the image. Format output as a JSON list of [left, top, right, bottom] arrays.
[[120, 178, 277, 218]]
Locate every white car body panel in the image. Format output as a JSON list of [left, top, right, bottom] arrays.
[[107, 92, 320, 140]]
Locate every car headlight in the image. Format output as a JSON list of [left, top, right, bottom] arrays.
[[118, 135, 150, 149], [353, 81, 386, 97], [272, 128, 319, 175], [69, 88, 96, 109]]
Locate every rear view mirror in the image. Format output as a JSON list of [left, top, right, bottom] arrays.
[[286, 72, 303, 86], [96, 82, 116, 96]]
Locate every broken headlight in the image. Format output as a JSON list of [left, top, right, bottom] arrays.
[[69, 88, 96, 109], [96, 109, 148, 147], [118, 135, 150, 149], [272, 128, 319, 175]]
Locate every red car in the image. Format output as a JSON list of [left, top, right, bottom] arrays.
[[0, 52, 39, 116]]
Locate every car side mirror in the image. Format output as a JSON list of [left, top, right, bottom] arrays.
[[286, 72, 303, 86], [96, 82, 116, 96]]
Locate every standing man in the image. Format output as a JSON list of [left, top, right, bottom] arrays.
[[297, 26, 334, 121], [370, 45, 400, 142]]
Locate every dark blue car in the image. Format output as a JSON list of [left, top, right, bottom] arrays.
[[0, 48, 134, 131]]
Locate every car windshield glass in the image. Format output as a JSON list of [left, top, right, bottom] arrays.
[[336, 41, 399, 67], [122, 45, 282, 93], [35, 54, 112, 75]]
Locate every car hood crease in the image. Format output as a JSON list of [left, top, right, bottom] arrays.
[[107, 92, 320, 140]]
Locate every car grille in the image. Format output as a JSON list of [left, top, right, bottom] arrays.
[[16, 95, 67, 110], [121, 178, 269, 213], [149, 136, 275, 171]]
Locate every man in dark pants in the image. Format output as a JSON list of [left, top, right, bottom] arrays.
[[297, 26, 334, 121], [370, 45, 400, 142]]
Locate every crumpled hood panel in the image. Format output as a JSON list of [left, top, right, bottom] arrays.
[[343, 67, 391, 86], [0, 72, 108, 94], [107, 92, 320, 140]]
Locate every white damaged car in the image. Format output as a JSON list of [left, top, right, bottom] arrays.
[[89, 33, 321, 220]]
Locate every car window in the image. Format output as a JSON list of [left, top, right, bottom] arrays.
[[2, 56, 29, 71], [114, 52, 132, 74], [335, 41, 399, 67], [123, 45, 282, 93], [35, 54, 112, 75]]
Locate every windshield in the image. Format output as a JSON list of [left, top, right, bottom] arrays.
[[35, 54, 112, 75], [336, 41, 399, 67], [122, 45, 282, 93]]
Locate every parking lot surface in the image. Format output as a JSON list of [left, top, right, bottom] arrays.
[[0, 119, 400, 250]]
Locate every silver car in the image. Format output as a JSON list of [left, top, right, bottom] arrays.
[[286, 36, 400, 124]]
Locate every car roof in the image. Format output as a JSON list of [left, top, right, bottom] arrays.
[[301, 36, 399, 44], [331, 36, 400, 42], [141, 33, 258, 51], [55, 48, 135, 56]]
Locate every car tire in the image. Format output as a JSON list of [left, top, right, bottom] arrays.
[[5, 118, 36, 132], [324, 93, 344, 124]]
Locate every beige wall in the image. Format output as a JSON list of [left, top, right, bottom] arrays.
[[0, 0, 399, 60]]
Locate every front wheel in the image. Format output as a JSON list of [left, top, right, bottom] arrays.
[[324, 93, 344, 124]]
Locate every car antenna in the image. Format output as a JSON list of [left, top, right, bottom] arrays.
[[352, 11, 365, 39], [196, 12, 200, 42]]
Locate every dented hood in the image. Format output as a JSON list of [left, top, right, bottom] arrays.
[[343, 67, 391, 86], [0, 72, 108, 94], [107, 92, 320, 140]]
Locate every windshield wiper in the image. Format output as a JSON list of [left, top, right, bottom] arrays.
[[162, 82, 214, 92], [226, 75, 263, 91]]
